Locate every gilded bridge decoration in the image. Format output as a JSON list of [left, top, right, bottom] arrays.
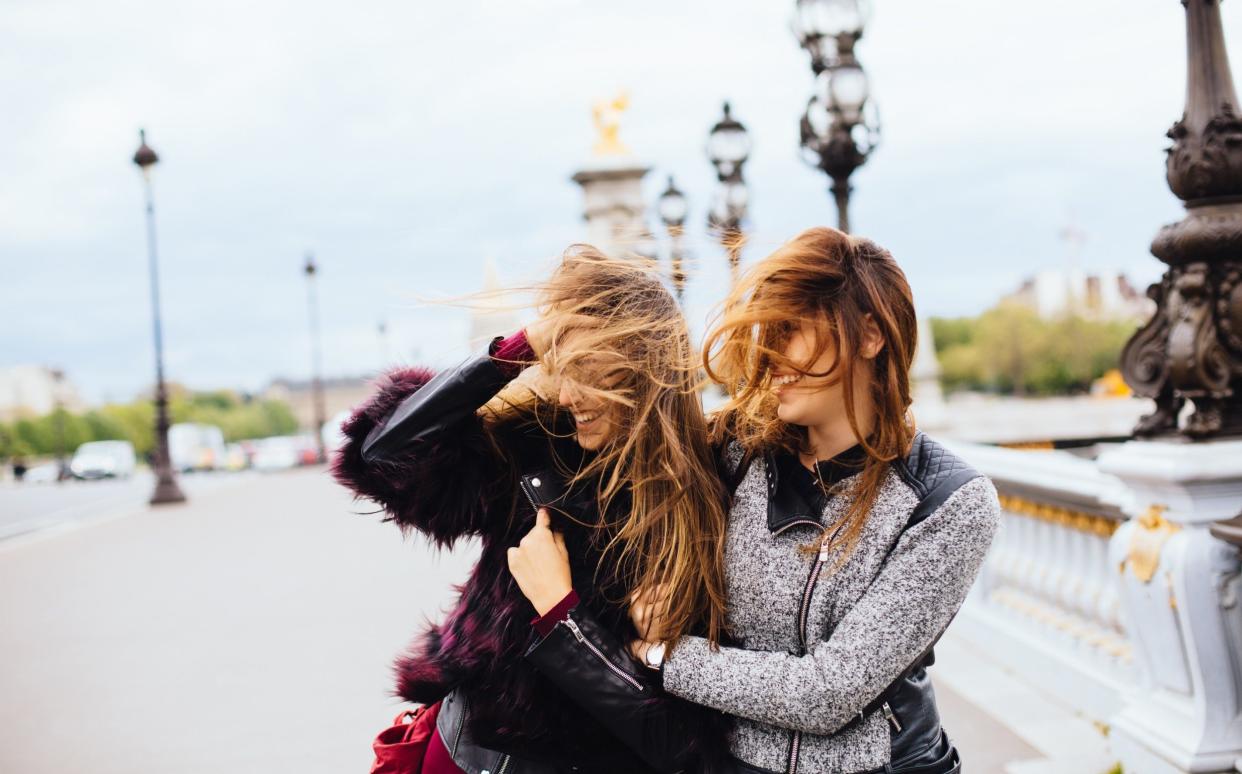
[[1124, 504, 1180, 584], [997, 493, 1120, 537], [592, 92, 631, 157]]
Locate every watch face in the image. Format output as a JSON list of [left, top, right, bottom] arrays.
[[646, 642, 666, 668]]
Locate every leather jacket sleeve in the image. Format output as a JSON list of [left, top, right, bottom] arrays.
[[329, 349, 520, 546], [523, 605, 724, 774]]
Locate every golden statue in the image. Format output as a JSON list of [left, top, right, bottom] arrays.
[[592, 91, 631, 156]]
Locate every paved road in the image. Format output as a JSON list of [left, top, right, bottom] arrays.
[[0, 467, 1040, 773], [0, 469, 259, 541]]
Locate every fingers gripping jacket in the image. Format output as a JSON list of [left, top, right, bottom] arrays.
[[524, 607, 701, 774]]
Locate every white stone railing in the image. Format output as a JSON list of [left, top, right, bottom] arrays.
[[947, 438, 1242, 774], [944, 440, 1136, 722]]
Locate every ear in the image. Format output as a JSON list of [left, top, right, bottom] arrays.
[[860, 314, 885, 359]]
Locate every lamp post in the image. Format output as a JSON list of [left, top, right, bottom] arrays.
[[706, 102, 751, 282], [794, 0, 880, 234], [132, 129, 186, 505], [1120, 0, 1242, 442], [657, 175, 689, 302], [304, 252, 328, 464], [50, 367, 68, 482]]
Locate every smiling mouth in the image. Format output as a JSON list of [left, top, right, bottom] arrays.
[[573, 411, 601, 427], [771, 373, 803, 389]]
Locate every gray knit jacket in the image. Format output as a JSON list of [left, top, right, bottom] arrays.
[[662, 439, 1000, 773]]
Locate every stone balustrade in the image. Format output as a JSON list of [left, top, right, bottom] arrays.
[[947, 437, 1242, 774], [945, 440, 1136, 722]]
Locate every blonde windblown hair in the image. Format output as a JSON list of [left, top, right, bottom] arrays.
[[484, 245, 730, 646]]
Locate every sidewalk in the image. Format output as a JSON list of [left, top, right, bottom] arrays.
[[1, 467, 478, 774], [1, 467, 1041, 773]]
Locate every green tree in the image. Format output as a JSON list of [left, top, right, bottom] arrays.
[[932, 304, 1137, 397], [5, 391, 300, 459], [930, 316, 977, 352]]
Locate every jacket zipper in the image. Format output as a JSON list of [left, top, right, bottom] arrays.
[[519, 477, 541, 512], [787, 537, 833, 774], [561, 616, 645, 691], [494, 753, 512, 774], [524, 475, 643, 693], [882, 702, 902, 732], [771, 518, 824, 537]]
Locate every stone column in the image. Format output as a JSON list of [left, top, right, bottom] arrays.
[[911, 316, 948, 431], [1098, 440, 1242, 774], [1102, 7, 1242, 765], [570, 93, 652, 258], [571, 158, 651, 257]]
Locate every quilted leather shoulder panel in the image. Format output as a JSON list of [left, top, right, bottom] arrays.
[[898, 432, 978, 498], [894, 432, 985, 530]]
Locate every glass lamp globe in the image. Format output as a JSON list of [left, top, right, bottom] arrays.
[[657, 176, 689, 228], [707, 102, 752, 177]]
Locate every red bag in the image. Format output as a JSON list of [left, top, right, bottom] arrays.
[[371, 701, 441, 774]]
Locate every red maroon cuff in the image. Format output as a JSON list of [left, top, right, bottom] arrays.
[[531, 589, 580, 637], [490, 330, 536, 378]]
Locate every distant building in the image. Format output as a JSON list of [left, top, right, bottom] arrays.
[[262, 376, 372, 431], [0, 365, 86, 421], [1003, 269, 1152, 321]]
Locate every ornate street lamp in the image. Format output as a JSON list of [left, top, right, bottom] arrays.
[[132, 129, 186, 505], [304, 252, 328, 464], [794, 0, 880, 234], [1121, 0, 1242, 442], [657, 175, 689, 302], [706, 102, 751, 281]]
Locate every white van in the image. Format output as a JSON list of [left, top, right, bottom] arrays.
[[70, 440, 137, 479], [168, 423, 228, 472]]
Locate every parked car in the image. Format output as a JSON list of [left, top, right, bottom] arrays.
[[169, 423, 228, 472], [251, 436, 300, 471], [22, 462, 62, 484], [70, 440, 137, 479]]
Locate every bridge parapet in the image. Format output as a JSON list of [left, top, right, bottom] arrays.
[[949, 438, 1242, 774]]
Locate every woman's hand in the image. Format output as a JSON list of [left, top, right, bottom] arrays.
[[628, 583, 672, 642], [525, 313, 603, 360], [507, 508, 573, 616], [525, 317, 556, 360]]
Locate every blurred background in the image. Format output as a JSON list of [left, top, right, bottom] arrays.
[[4, 1, 1242, 772]]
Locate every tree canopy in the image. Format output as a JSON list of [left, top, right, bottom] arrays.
[[0, 391, 298, 461], [931, 303, 1137, 396]]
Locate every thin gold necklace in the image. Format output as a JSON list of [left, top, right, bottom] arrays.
[[801, 451, 832, 499]]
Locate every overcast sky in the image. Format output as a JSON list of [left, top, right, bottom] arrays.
[[4, 0, 1239, 405]]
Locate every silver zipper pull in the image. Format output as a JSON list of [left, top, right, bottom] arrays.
[[563, 617, 587, 643], [818, 538, 831, 563], [882, 701, 903, 732]]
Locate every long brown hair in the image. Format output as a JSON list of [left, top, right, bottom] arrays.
[[485, 245, 730, 646], [703, 226, 918, 561]]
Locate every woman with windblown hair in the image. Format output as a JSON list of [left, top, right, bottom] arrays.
[[331, 247, 731, 774], [619, 228, 999, 773], [446, 229, 1001, 773]]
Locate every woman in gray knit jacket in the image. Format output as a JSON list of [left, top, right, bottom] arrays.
[[625, 227, 1001, 774]]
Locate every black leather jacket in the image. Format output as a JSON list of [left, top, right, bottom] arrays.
[[432, 432, 963, 770], [338, 347, 727, 774]]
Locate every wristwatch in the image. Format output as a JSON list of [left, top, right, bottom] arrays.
[[642, 641, 667, 671]]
